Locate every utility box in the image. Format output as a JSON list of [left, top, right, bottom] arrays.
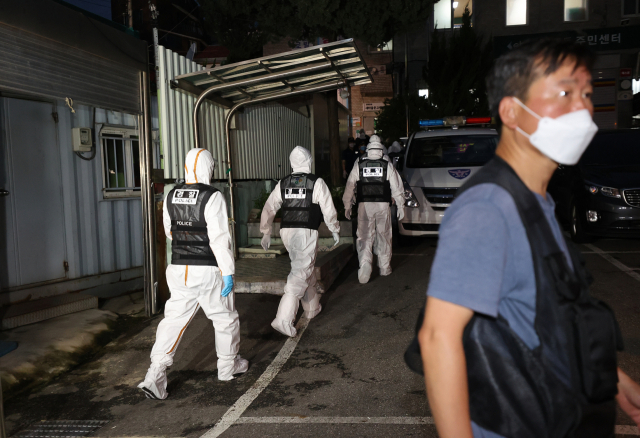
[[72, 127, 92, 152]]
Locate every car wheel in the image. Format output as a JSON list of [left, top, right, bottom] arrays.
[[570, 199, 591, 244]]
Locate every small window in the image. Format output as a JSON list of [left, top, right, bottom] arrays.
[[623, 0, 639, 16], [506, 0, 527, 25], [101, 127, 141, 198], [434, 0, 452, 29], [565, 0, 588, 21]]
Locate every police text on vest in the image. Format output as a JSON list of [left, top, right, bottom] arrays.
[[173, 189, 199, 205]]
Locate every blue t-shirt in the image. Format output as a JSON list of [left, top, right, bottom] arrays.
[[426, 183, 573, 438]]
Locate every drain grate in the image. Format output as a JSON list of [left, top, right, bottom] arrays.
[[15, 420, 108, 437]]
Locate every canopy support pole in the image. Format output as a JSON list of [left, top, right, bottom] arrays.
[[1, 377, 6, 438], [140, 71, 158, 317], [193, 81, 346, 258]]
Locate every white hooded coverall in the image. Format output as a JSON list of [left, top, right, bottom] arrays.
[[143, 148, 243, 398], [260, 147, 340, 337], [388, 141, 403, 154], [343, 144, 404, 282]]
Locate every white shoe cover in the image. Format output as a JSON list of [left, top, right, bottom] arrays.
[[271, 318, 297, 337], [138, 364, 168, 400], [358, 264, 372, 284], [379, 267, 392, 276], [218, 356, 250, 381], [303, 303, 322, 319]]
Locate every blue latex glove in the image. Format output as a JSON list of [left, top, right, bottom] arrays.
[[222, 275, 234, 297]]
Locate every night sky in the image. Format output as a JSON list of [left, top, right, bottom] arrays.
[[62, 0, 112, 20]]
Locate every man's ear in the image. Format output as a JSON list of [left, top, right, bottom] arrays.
[[498, 97, 520, 131]]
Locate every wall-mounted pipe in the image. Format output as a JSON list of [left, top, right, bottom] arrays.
[[140, 71, 158, 316]]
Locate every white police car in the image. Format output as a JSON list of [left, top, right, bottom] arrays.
[[397, 117, 499, 236]]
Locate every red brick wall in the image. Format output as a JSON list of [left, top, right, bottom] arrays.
[[263, 40, 294, 56], [349, 40, 393, 138]]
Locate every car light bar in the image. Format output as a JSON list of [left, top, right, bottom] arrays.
[[466, 117, 492, 124], [419, 116, 492, 127], [418, 119, 443, 127]]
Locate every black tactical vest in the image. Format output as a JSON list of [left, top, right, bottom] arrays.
[[167, 183, 219, 266], [356, 157, 392, 203], [405, 157, 622, 438], [280, 173, 322, 230]]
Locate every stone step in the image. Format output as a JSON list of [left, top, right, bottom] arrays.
[[247, 220, 354, 238], [247, 236, 354, 248], [315, 244, 355, 292], [239, 245, 288, 259], [234, 243, 354, 295], [0, 293, 99, 330]]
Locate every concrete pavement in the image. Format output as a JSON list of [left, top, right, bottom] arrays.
[[5, 236, 640, 437]]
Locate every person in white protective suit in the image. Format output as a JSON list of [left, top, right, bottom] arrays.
[[388, 141, 403, 154], [260, 146, 341, 337], [369, 134, 389, 156], [138, 148, 248, 400], [343, 141, 405, 284]]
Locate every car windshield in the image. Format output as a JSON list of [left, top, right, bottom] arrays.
[[406, 134, 499, 168], [580, 132, 640, 166]]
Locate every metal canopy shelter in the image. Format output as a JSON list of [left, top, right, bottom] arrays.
[[172, 39, 372, 256]]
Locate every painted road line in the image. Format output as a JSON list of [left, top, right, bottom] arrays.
[[200, 317, 311, 438], [236, 416, 435, 425], [585, 244, 640, 283], [234, 416, 638, 434], [582, 251, 640, 255]]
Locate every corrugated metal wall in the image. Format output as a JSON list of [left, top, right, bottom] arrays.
[[0, 24, 141, 114], [232, 104, 312, 180], [56, 101, 145, 279], [157, 46, 311, 180]]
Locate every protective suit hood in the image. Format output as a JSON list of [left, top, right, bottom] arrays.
[[367, 141, 385, 160], [184, 148, 215, 185], [290, 146, 313, 173]]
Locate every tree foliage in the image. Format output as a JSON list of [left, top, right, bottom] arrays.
[[375, 93, 434, 142], [424, 7, 492, 117], [200, 0, 437, 61], [374, 7, 492, 139]]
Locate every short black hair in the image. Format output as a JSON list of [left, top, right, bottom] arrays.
[[486, 38, 595, 118]]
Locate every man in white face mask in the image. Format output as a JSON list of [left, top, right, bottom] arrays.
[[415, 39, 640, 437]]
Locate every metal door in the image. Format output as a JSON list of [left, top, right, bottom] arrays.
[[0, 98, 66, 289]]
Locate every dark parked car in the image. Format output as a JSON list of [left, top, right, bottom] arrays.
[[549, 129, 640, 243]]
